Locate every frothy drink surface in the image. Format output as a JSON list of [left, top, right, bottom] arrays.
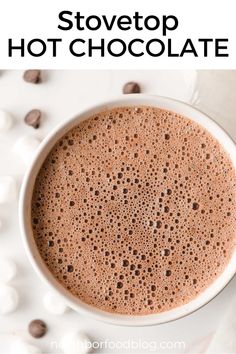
[[32, 106, 236, 315]]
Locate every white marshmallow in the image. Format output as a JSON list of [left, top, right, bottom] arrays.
[[0, 257, 17, 283], [10, 338, 41, 354], [0, 176, 17, 204], [0, 109, 13, 133], [0, 284, 19, 314], [13, 136, 40, 165], [43, 291, 68, 315], [61, 331, 91, 354]]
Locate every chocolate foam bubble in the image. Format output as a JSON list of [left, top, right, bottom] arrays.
[[31, 106, 236, 315]]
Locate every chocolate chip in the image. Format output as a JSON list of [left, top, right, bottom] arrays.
[[23, 70, 41, 84], [192, 202, 199, 210], [24, 109, 41, 129], [28, 319, 47, 338], [123, 82, 141, 94]]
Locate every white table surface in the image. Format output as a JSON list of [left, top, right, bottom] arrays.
[[0, 70, 236, 354]]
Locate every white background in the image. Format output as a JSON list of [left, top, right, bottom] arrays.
[[0, 0, 235, 69], [0, 70, 236, 353]]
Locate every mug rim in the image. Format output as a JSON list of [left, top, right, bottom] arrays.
[[19, 94, 236, 326]]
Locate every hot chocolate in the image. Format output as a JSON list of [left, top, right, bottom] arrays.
[[31, 106, 236, 315]]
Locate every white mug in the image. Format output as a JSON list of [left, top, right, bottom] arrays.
[[19, 95, 236, 326]]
